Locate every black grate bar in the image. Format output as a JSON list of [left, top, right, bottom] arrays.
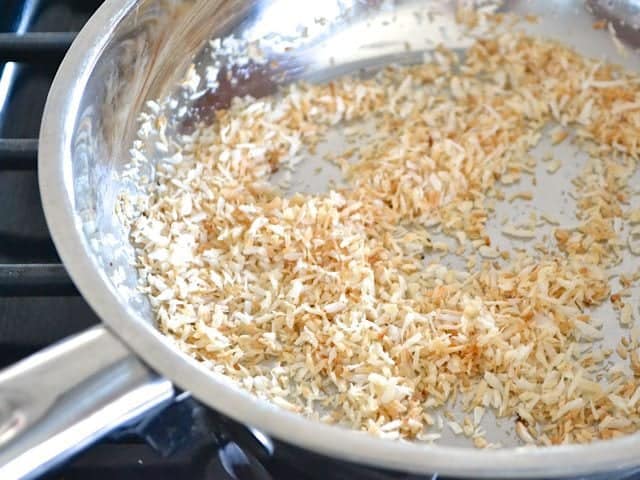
[[0, 32, 77, 63], [0, 264, 79, 296], [0, 138, 37, 170]]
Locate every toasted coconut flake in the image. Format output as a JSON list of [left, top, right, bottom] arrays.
[[478, 246, 500, 258], [592, 20, 607, 30], [540, 213, 560, 225], [448, 420, 464, 435], [553, 398, 585, 421], [545, 159, 562, 174], [620, 303, 634, 327], [502, 225, 536, 239], [516, 421, 536, 444], [550, 127, 569, 145]]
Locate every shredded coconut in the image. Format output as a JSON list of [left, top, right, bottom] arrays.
[[126, 31, 640, 446]]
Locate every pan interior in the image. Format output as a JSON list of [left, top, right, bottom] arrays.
[[82, 0, 640, 448]]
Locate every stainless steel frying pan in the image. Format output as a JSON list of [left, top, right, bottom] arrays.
[[1, 0, 639, 478]]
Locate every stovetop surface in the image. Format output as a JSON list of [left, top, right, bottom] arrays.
[[0, 0, 100, 367], [2, 1, 640, 479]]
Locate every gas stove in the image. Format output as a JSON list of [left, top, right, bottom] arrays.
[[2, 2, 640, 480]]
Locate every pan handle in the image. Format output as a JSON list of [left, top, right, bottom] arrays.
[[0, 325, 174, 480]]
